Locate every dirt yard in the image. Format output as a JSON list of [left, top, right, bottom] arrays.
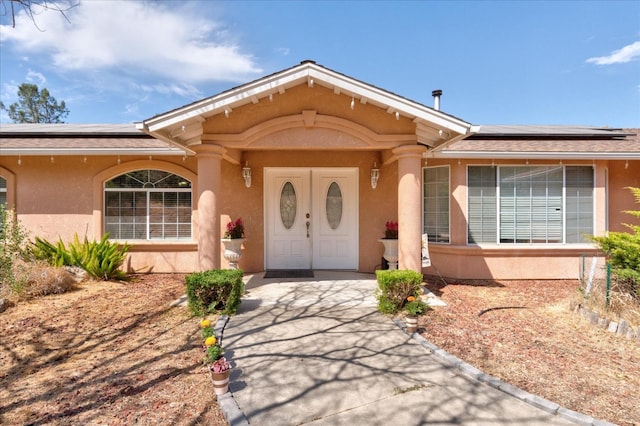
[[421, 278, 640, 426], [0, 274, 227, 426], [2, 274, 639, 426]]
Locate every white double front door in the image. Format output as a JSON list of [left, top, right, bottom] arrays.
[[265, 168, 358, 270]]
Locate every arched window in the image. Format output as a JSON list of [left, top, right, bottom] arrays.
[[104, 170, 192, 240]]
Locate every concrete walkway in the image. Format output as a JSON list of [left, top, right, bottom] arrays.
[[218, 271, 594, 426]]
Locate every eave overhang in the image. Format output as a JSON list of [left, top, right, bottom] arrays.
[[427, 151, 640, 160], [0, 148, 186, 156], [138, 61, 473, 149]]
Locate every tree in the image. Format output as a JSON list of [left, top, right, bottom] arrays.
[[0, 83, 69, 123], [0, 0, 77, 29]]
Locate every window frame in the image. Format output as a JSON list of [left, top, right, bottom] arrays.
[[422, 165, 451, 244], [466, 164, 595, 245], [104, 170, 193, 241], [0, 176, 6, 207]]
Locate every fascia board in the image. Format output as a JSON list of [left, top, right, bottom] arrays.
[[307, 66, 471, 134], [144, 68, 312, 132], [429, 151, 640, 160], [143, 62, 472, 136], [0, 148, 188, 156]]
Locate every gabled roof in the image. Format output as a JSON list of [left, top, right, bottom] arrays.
[[138, 60, 473, 148], [0, 123, 182, 156]]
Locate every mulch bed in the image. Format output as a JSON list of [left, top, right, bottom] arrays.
[[0, 274, 227, 426], [420, 278, 640, 426], [3, 273, 639, 425]]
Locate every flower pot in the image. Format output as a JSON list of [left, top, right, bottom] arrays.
[[405, 315, 418, 334], [209, 368, 231, 396], [378, 238, 398, 270], [221, 238, 245, 269]]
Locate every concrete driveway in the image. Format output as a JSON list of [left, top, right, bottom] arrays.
[[218, 271, 585, 426]]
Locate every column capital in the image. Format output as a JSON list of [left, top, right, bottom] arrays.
[[392, 144, 426, 160], [192, 144, 226, 158]]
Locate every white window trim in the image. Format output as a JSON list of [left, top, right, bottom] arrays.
[[104, 171, 193, 241], [422, 165, 451, 244], [466, 163, 596, 246]]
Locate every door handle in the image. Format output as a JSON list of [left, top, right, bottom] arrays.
[[306, 221, 310, 238]]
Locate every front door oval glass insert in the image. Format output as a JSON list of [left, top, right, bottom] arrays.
[[280, 181, 297, 229], [325, 181, 343, 230]]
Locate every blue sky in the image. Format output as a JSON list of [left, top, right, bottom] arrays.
[[1, 0, 638, 127]]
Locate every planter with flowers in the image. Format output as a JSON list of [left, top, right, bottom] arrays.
[[403, 296, 428, 334], [378, 220, 398, 269], [221, 217, 245, 269], [200, 319, 232, 396]]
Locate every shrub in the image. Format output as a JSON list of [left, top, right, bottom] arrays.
[[375, 269, 423, 314], [22, 263, 77, 299], [592, 187, 640, 300], [29, 233, 130, 281], [0, 205, 30, 295], [185, 269, 244, 316]]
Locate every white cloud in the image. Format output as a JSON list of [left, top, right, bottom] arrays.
[[26, 70, 46, 85], [586, 41, 640, 65], [0, 0, 262, 83], [137, 83, 202, 99]]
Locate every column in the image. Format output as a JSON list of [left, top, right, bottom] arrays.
[[194, 144, 226, 271], [393, 145, 426, 272]]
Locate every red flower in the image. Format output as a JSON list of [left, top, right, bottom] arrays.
[[384, 220, 398, 238]]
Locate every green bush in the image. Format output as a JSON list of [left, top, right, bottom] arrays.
[[29, 233, 130, 281], [375, 269, 423, 314], [0, 205, 30, 295], [185, 269, 245, 316], [592, 187, 640, 299]]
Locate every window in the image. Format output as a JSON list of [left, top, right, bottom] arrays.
[[423, 166, 450, 243], [468, 165, 594, 244], [104, 170, 192, 240], [0, 176, 6, 207]]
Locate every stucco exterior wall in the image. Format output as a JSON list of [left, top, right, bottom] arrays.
[[608, 160, 640, 232], [420, 158, 625, 281], [0, 155, 200, 273], [217, 149, 398, 273], [203, 84, 416, 136], [0, 153, 638, 279]]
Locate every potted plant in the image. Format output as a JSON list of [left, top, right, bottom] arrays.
[[378, 220, 398, 269], [221, 217, 245, 269], [200, 319, 232, 396], [403, 295, 429, 334]]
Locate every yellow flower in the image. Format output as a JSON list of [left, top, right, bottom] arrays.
[[205, 336, 217, 347], [200, 319, 211, 328], [407, 296, 416, 302]]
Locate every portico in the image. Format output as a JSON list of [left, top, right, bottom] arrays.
[[138, 61, 472, 273]]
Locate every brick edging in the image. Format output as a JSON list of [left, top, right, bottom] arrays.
[[393, 318, 617, 426], [214, 314, 250, 426], [571, 301, 640, 343]]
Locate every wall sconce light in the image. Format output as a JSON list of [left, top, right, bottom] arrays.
[[242, 161, 252, 188], [371, 162, 380, 189]]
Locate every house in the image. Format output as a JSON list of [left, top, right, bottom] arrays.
[[1, 61, 639, 279]]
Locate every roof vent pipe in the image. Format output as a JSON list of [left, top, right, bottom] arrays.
[[432, 89, 442, 110]]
